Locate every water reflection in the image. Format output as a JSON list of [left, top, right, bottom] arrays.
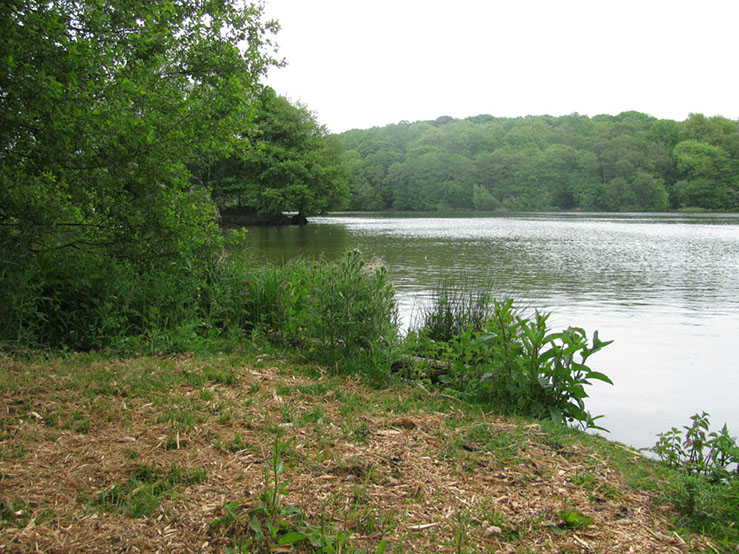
[[240, 212, 739, 449]]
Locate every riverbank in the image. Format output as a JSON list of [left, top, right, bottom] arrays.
[[248, 212, 739, 451], [0, 352, 726, 552]]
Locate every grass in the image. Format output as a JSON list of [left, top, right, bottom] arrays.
[[0, 351, 733, 552], [94, 463, 207, 518]]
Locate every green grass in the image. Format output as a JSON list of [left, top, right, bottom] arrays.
[[94, 463, 207, 518], [1, 350, 736, 551]]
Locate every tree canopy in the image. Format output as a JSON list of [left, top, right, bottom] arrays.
[[1, 0, 279, 262], [339, 113, 738, 212], [198, 86, 349, 217], [0, 0, 280, 347]]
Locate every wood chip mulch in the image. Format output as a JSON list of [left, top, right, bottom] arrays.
[[0, 356, 721, 553]]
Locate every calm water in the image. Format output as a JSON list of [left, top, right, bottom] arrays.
[[242, 212, 739, 450]]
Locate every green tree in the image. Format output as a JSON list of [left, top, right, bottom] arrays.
[[337, 112, 737, 213], [472, 184, 499, 211], [631, 172, 670, 211], [0, 0, 280, 347], [673, 140, 735, 210], [1, 0, 278, 259], [532, 145, 584, 210], [501, 118, 553, 150], [205, 87, 349, 217], [391, 151, 475, 211], [346, 152, 389, 211], [344, 136, 403, 210], [679, 114, 738, 148]]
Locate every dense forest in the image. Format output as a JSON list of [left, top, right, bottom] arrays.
[[338, 112, 739, 212]]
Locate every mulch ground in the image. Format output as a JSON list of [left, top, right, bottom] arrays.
[[0, 355, 720, 553]]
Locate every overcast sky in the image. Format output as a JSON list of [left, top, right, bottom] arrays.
[[261, 0, 738, 133]]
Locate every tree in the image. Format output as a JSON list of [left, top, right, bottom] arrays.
[[391, 151, 475, 211], [0, 0, 280, 346], [472, 184, 499, 211], [631, 172, 670, 211], [673, 140, 735, 209], [679, 114, 738, 148], [205, 87, 349, 217], [345, 152, 390, 211], [1, 0, 279, 258]]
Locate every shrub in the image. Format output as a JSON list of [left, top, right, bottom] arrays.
[[304, 250, 397, 365], [202, 249, 399, 375], [407, 294, 613, 430]]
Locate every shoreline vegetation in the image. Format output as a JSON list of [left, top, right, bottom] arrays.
[[2, 250, 738, 552]]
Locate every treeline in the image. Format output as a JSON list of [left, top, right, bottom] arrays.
[[338, 112, 739, 212]]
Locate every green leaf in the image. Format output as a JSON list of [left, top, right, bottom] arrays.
[[548, 406, 563, 424], [278, 531, 308, 545], [249, 513, 264, 542], [587, 371, 614, 385], [376, 539, 389, 553]]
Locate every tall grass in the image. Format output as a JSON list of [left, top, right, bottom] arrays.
[[0, 242, 399, 377], [413, 274, 500, 342], [215, 250, 399, 375], [305, 251, 398, 367]]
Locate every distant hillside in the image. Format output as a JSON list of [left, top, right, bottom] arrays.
[[336, 112, 738, 212]]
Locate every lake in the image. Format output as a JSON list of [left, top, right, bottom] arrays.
[[241, 212, 739, 450]]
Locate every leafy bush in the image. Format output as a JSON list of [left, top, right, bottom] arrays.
[[407, 296, 613, 430], [1, 249, 209, 352], [304, 250, 398, 368]]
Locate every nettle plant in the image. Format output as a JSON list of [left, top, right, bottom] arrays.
[[652, 412, 739, 482]]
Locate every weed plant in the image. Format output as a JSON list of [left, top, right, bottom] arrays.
[[651, 412, 739, 481], [650, 413, 739, 545], [407, 290, 613, 430], [216, 438, 359, 553]]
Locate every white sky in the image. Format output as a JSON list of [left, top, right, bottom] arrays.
[[261, 0, 738, 133]]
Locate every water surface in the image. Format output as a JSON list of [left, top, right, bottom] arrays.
[[242, 212, 739, 449]]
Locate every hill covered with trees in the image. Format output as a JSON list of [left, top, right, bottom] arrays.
[[338, 112, 738, 212]]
